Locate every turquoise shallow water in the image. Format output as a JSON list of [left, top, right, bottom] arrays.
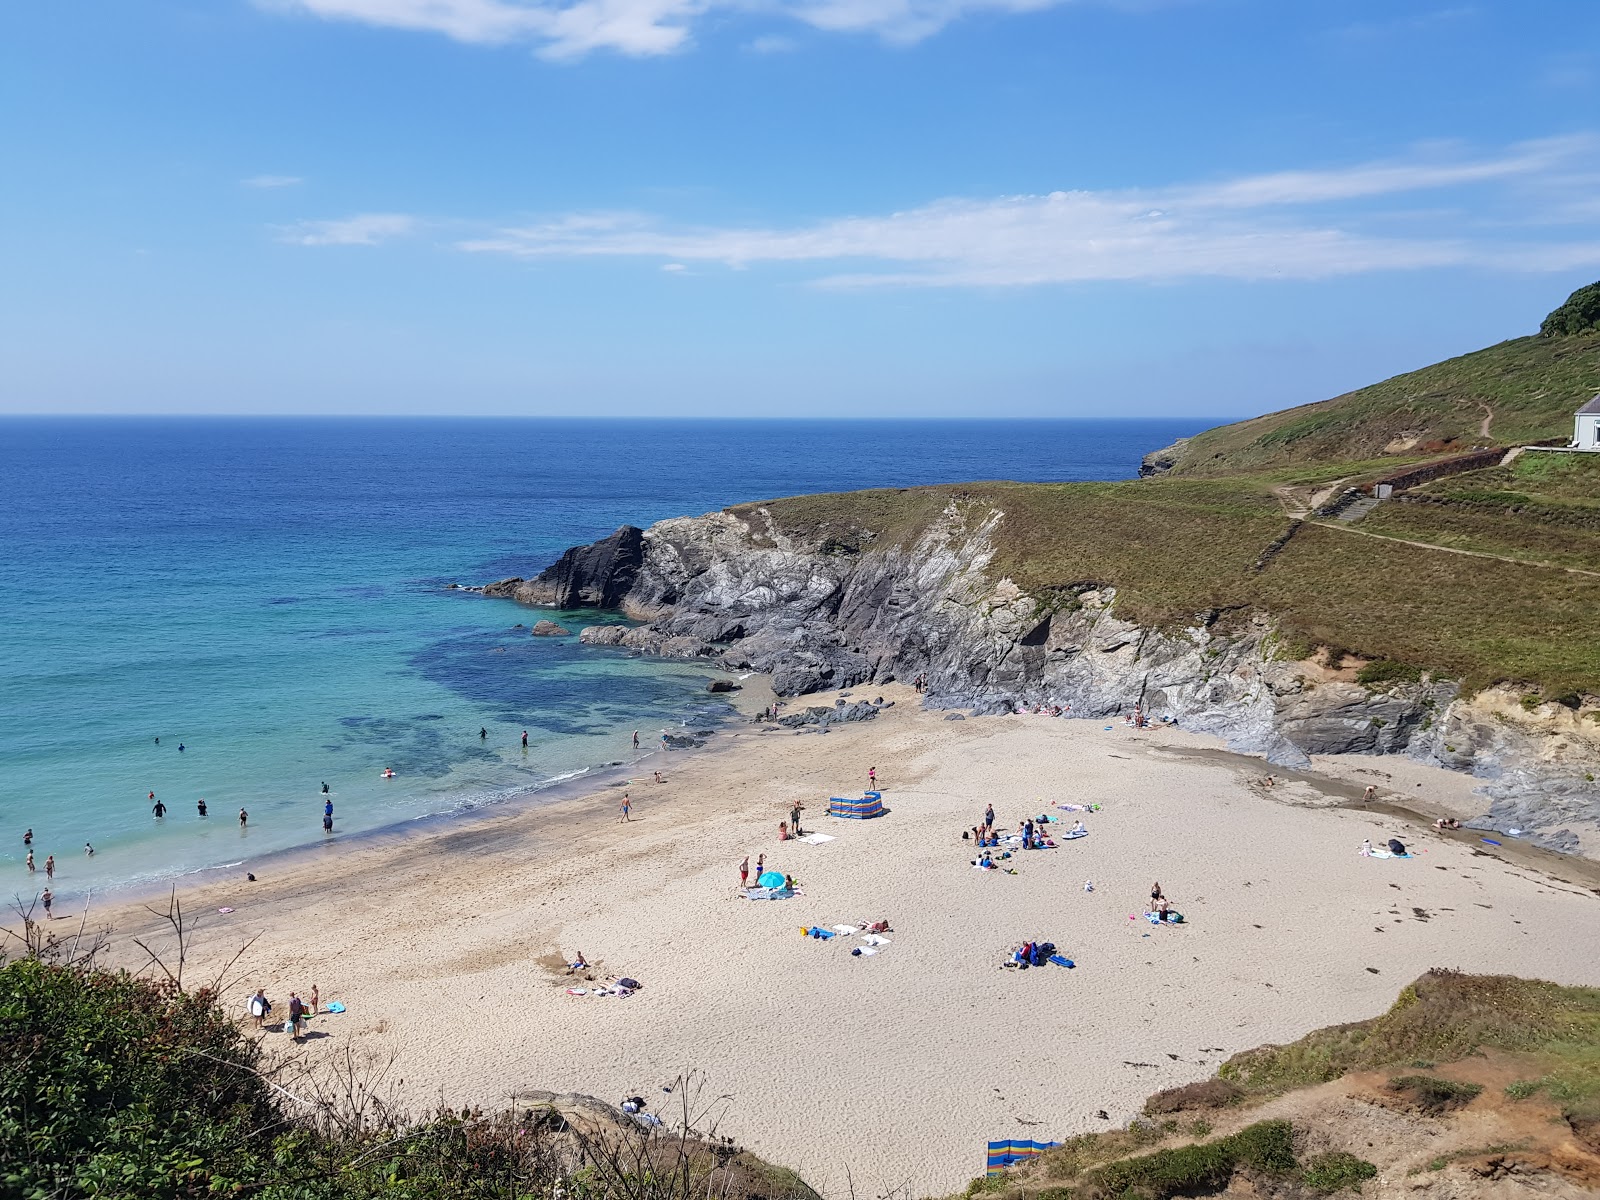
[[0, 417, 1207, 898]]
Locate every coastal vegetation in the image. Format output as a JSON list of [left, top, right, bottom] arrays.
[[0, 930, 816, 1200], [966, 969, 1600, 1199]]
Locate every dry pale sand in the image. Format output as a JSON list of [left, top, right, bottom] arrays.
[[79, 685, 1600, 1198]]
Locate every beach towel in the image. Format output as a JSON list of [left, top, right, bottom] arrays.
[[832, 924, 858, 935], [986, 1140, 1060, 1176], [804, 926, 835, 940], [325, 1001, 346, 1014], [857, 947, 878, 956], [566, 988, 588, 996], [1049, 955, 1074, 968], [1366, 849, 1413, 860], [861, 934, 891, 947], [217, 906, 235, 914], [798, 833, 837, 845], [1060, 830, 1088, 840], [743, 886, 792, 900]]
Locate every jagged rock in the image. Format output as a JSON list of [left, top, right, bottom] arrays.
[[661, 733, 702, 750], [1139, 437, 1190, 477], [777, 702, 879, 729], [707, 678, 741, 693], [530, 620, 570, 636], [945, 713, 966, 721], [500, 526, 646, 610]]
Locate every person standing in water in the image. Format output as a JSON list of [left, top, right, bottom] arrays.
[[632, 731, 640, 749], [521, 730, 528, 748], [239, 808, 248, 828], [85, 842, 94, 857], [197, 798, 208, 817], [152, 798, 166, 818], [321, 782, 330, 795], [22, 829, 32, 847], [178, 743, 185, 753], [479, 727, 487, 740], [26, 851, 35, 873], [44, 855, 54, 880]]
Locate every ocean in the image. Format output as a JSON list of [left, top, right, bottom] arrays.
[[0, 417, 1207, 898]]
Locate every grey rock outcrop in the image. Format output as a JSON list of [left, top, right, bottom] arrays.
[[777, 702, 880, 729], [530, 619, 571, 636], [489, 501, 1599, 856], [1139, 437, 1191, 477]]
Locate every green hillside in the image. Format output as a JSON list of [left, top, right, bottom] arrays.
[[1158, 321, 1600, 478]]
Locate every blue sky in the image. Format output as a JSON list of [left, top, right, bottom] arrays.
[[3, 1, 1598, 416]]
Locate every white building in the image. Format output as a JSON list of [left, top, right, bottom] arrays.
[[1576, 396, 1600, 450]]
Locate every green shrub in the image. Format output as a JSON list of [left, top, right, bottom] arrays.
[[1541, 280, 1600, 337], [1504, 1079, 1543, 1100], [1081, 1121, 1296, 1199], [1357, 659, 1422, 687], [1302, 1151, 1378, 1193]]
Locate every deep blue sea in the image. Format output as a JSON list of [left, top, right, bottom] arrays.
[[0, 417, 1207, 897]]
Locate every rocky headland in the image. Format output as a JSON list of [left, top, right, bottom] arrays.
[[484, 497, 1598, 857]]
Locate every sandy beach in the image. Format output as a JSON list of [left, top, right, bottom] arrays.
[[69, 685, 1600, 1198]]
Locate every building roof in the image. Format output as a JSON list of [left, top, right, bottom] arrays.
[[1580, 394, 1600, 415]]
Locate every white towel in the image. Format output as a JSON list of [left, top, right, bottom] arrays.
[[799, 833, 837, 844], [861, 934, 891, 946], [832, 924, 858, 935], [858, 947, 878, 957]]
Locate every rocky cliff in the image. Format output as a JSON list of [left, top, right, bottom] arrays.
[[485, 500, 1599, 856]]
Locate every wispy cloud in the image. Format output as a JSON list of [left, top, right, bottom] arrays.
[[243, 174, 305, 188], [447, 138, 1600, 287], [279, 212, 418, 245], [261, 0, 1085, 59]]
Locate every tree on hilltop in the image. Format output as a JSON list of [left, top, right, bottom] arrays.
[[1540, 279, 1600, 337]]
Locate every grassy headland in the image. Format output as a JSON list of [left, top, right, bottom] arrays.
[[731, 286, 1600, 698]]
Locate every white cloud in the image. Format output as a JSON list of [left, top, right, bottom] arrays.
[[452, 139, 1600, 286], [280, 212, 418, 245], [243, 174, 305, 188], [261, 0, 1084, 59]]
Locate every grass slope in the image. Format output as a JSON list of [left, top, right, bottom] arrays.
[[965, 971, 1600, 1200], [747, 476, 1600, 694], [1160, 332, 1600, 477]]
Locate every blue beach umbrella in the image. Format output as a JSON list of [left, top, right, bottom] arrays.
[[757, 870, 786, 888]]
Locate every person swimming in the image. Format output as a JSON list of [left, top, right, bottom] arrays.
[[381, 768, 395, 778]]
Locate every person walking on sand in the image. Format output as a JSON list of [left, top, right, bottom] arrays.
[[44, 855, 54, 880], [983, 803, 995, 832], [41, 888, 53, 919], [739, 856, 749, 887], [619, 794, 631, 822], [288, 992, 306, 1039], [249, 989, 270, 1030], [867, 766, 876, 790]]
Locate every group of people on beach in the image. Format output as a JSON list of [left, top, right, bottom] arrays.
[[249, 983, 319, 1040]]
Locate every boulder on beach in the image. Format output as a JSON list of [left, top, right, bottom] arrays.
[[531, 620, 571, 637], [707, 678, 742, 693]]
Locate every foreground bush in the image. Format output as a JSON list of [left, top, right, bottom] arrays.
[[0, 942, 815, 1200]]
